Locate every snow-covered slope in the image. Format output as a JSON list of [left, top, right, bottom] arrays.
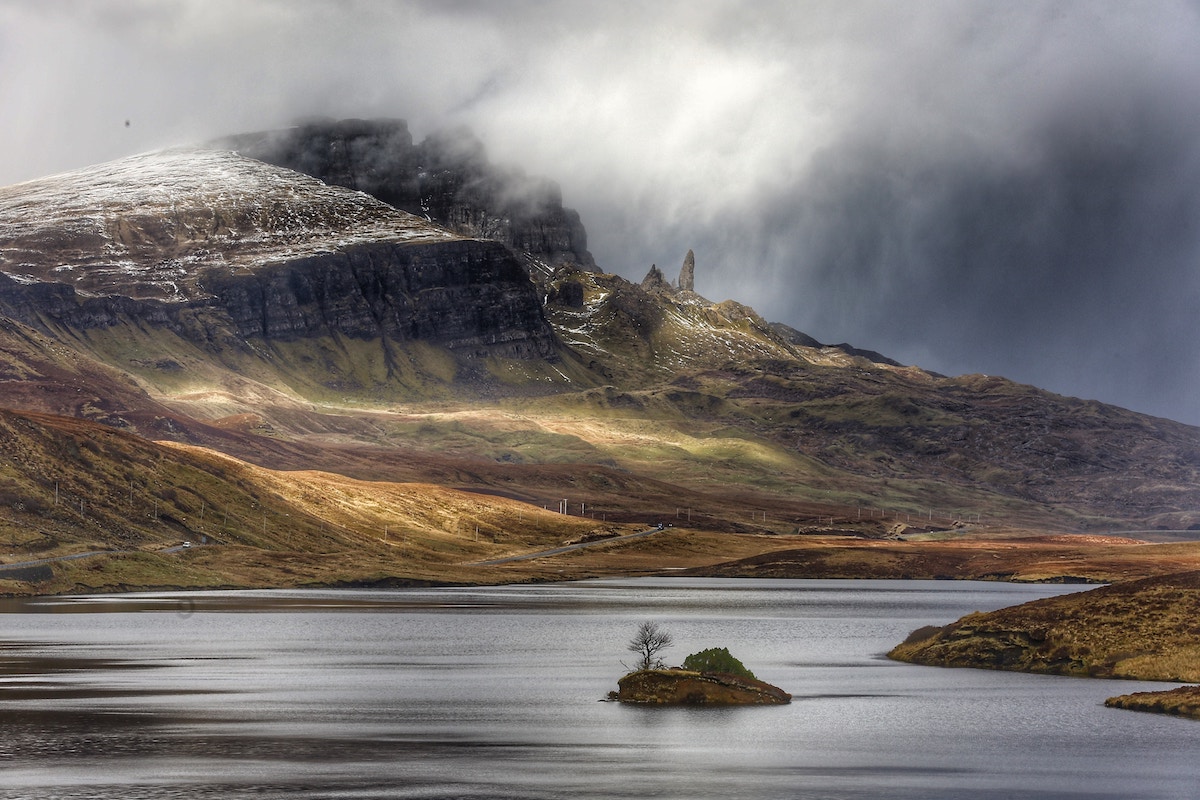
[[0, 148, 458, 300]]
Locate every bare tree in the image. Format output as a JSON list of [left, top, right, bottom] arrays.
[[627, 621, 674, 671]]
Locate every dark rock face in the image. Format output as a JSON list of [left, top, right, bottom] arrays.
[[0, 273, 195, 341], [546, 279, 585, 309], [678, 249, 695, 292], [220, 119, 596, 270], [616, 669, 791, 705], [0, 240, 555, 362], [202, 239, 556, 358], [640, 264, 670, 292]]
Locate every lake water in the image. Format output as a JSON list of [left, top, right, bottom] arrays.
[[0, 578, 1197, 800]]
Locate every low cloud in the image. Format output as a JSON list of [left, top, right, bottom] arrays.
[[2, 0, 1199, 423]]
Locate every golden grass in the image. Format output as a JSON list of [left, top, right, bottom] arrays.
[[1106, 685, 1200, 720], [889, 572, 1200, 683]]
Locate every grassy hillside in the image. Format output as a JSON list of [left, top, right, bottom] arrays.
[[889, 570, 1200, 722], [888, 571, 1200, 682], [0, 408, 634, 594], [2, 144, 1199, 598]]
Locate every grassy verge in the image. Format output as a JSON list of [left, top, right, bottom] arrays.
[[1105, 685, 1200, 720], [889, 570, 1200, 722]]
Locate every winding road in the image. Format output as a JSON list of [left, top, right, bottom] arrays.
[[470, 526, 670, 566], [0, 543, 197, 574]]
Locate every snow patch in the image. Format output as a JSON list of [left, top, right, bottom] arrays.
[[0, 147, 462, 301]]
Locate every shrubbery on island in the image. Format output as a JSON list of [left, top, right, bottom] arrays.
[[682, 647, 757, 680], [612, 622, 790, 705]]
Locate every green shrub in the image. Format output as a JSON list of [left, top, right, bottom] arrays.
[[682, 647, 756, 680]]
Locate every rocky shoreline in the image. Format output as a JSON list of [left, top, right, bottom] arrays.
[[889, 571, 1200, 722], [1104, 685, 1200, 720]]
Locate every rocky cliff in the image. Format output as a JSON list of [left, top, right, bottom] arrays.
[[219, 118, 596, 273], [0, 148, 559, 397]]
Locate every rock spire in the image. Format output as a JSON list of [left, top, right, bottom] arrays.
[[641, 264, 670, 292], [678, 249, 695, 292]]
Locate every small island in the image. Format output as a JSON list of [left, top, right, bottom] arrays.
[[612, 624, 791, 705], [617, 667, 792, 705]]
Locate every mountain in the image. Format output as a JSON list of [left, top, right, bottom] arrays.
[[217, 118, 595, 275], [1, 120, 1199, 592], [0, 147, 577, 409]]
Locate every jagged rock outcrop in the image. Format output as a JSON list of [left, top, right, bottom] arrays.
[[678, 249, 695, 292], [218, 118, 596, 271], [545, 278, 585, 309], [640, 264, 670, 292], [616, 668, 791, 705]]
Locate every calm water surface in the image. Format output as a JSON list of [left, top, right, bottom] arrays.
[[0, 578, 1196, 799]]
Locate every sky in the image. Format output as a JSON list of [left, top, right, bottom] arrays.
[[2, 0, 1199, 425]]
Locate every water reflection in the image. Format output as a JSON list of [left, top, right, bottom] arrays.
[[0, 579, 1196, 800]]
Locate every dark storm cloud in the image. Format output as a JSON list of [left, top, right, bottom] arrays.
[[1, 0, 1199, 423], [759, 110, 1200, 421], [722, 3, 1200, 424]]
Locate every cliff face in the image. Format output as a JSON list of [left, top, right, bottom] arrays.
[[220, 118, 596, 271], [0, 240, 553, 360], [0, 148, 559, 400], [202, 239, 554, 358]]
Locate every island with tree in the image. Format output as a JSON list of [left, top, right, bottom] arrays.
[[612, 622, 791, 705]]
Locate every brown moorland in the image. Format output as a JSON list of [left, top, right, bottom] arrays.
[[888, 571, 1200, 720], [1105, 685, 1200, 720]]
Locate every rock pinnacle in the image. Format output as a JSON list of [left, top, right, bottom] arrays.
[[678, 249, 695, 292]]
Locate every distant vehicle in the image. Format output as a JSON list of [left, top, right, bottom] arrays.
[[182, 541, 192, 548]]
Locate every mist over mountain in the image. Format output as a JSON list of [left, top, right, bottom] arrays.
[[5, 1, 1197, 426], [217, 119, 595, 274], [0, 114, 1198, 597], [1, 126, 1198, 540]]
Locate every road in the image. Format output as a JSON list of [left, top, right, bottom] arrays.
[[0, 526, 661, 575], [0, 543, 198, 573], [470, 526, 670, 566]]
